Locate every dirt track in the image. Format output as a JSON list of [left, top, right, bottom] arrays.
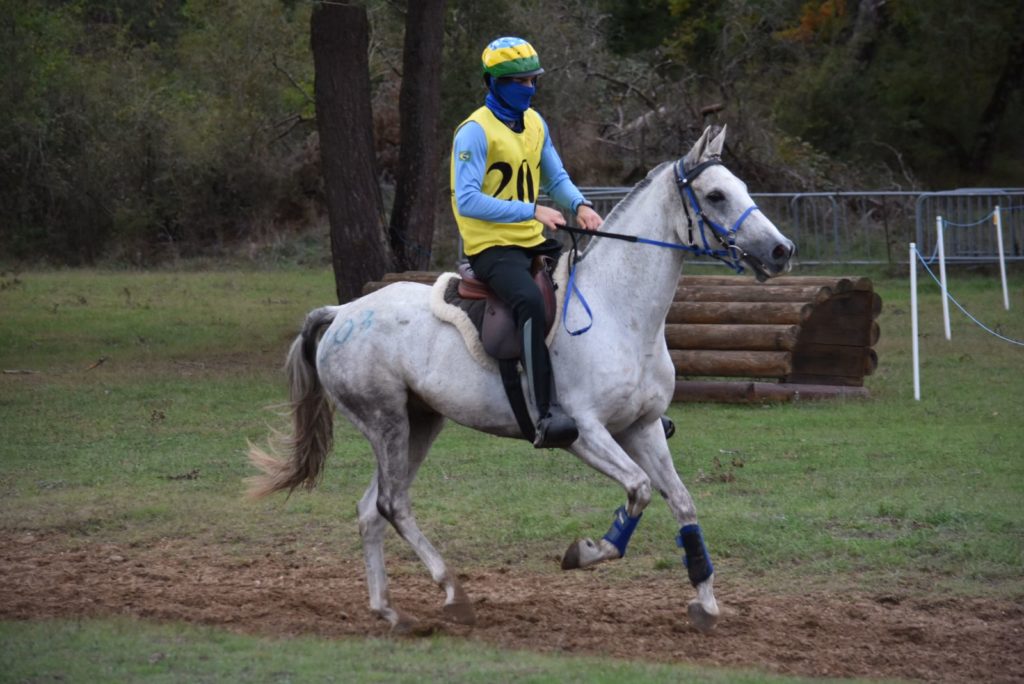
[[3, 532, 1022, 682]]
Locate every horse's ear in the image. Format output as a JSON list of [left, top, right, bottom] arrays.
[[684, 126, 713, 168], [706, 124, 727, 158]]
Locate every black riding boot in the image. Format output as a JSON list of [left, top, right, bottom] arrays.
[[535, 404, 579, 449], [522, 319, 578, 448]]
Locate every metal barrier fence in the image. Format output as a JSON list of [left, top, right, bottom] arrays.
[[563, 187, 1024, 266]]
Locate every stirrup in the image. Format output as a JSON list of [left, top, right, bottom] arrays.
[[533, 405, 578, 449]]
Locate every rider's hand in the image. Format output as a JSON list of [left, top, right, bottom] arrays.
[[534, 204, 567, 231], [576, 204, 603, 231]]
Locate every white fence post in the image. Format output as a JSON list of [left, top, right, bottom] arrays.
[[936, 215, 951, 340], [910, 242, 921, 401], [994, 205, 1010, 311]]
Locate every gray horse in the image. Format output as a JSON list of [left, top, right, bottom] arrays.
[[248, 126, 795, 633]]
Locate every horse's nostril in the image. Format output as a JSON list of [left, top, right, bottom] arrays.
[[772, 244, 788, 261]]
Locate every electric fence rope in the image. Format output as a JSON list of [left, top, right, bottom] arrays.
[[913, 245, 1024, 346], [939, 210, 996, 228]]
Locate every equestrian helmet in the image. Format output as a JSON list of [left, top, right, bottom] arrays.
[[481, 36, 544, 81]]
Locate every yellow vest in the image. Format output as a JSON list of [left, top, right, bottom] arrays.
[[450, 106, 545, 256]]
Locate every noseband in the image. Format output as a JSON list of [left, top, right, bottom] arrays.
[[674, 158, 761, 274]]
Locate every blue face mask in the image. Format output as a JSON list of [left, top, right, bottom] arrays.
[[486, 78, 536, 121]]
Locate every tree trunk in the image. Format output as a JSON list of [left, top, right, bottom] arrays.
[[966, 0, 1024, 174], [388, 0, 447, 272], [311, 2, 390, 304], [848, 0, 886, 63]]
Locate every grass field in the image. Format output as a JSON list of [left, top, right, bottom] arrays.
[[1, 264, 1022, 682]]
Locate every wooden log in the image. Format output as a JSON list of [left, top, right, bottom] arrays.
[[674, 380, 870, 403], [665, 324, 799, 351], [678, 275, 760, 286], [673, 380, 756, 402], [783, 373, 863, 387], [788, 344, 876, 379], [799, 316, 880, 347], [799, 291, 882, 328], [363, 271, 440, 294], [800, 290, 883, 321], [380, 270, 439, 283], [755, 382, 870, 401], [680, 274, 873, 291], [671, 349, 792, 377], [667, 301, 812, 325], [674, 284, 832, 303], [757, 275, 874, 291]]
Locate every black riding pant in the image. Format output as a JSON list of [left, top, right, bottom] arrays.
[[469, 241, 561, 416]]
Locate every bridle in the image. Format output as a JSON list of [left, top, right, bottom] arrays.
[[673, 157, 762, 275], [559, 156, 767, 335], [562, 156, 764, 275]]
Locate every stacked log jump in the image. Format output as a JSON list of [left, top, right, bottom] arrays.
[[668, 275, 880, 402], [363, 272, 881, 403]]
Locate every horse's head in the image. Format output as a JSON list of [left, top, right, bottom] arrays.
[[676, 126, 795, 281]]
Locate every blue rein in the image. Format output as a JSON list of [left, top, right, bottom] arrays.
[[560, 157, 761, 335]]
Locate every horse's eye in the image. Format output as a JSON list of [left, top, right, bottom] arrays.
[[707, 191, 725, 203]]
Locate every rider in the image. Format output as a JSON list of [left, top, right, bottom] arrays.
[[450, 36, 603, 449]]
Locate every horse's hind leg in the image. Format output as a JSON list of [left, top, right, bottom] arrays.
[[356, 472, 419, 632], [617, 419, 719, 633], [360, 403, 474, 629], [394, 406, 475, 625]]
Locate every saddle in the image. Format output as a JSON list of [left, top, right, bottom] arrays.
[[433, 255, 560, 443], [453, 256, 558, 360]]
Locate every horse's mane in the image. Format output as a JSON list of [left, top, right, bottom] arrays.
[[604, 161, 672, 227], [578, 160, 673, 256]]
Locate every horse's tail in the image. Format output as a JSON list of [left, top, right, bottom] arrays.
[[246, 306, 337, 499]]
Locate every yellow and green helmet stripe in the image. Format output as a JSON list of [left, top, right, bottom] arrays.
[[481, 37, 544, 79]]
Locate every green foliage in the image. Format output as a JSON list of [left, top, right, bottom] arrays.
[[772, 0, 1024, 186], [0, 0, 317, 265], [2, 1, 1022, 265], [598, 0, 1023, 188], [602, 0, 675, 55]]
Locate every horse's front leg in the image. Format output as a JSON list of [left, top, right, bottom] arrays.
[[617, 418, 720, 633], [561, 421, 653, 570]]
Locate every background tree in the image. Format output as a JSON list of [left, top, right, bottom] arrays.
[[311, 2, 390, 303], [966, 0, 1024, 175], [2, 0, 1021, 268], [388, 0, 447, 272]]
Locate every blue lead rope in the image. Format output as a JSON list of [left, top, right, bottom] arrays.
[[562, 259, 593, 336]]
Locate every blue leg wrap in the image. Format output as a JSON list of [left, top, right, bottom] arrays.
[[676, 524, 714, 586], [602, 505, 643, 557]]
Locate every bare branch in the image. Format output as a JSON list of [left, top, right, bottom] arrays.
[[272, 55, 314, 106], [590, 71, 659, 110]]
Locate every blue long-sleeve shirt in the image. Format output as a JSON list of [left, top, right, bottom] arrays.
[[452, 115, 586, 223]]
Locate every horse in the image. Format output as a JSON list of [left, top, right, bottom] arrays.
[[247, 125, 795, 634]]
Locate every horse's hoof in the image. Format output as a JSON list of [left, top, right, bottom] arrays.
[[561, 537, 606, 570], [442, 600, 477, 625], [389, 611, 421, 635], [687, 599, 720, 634]]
